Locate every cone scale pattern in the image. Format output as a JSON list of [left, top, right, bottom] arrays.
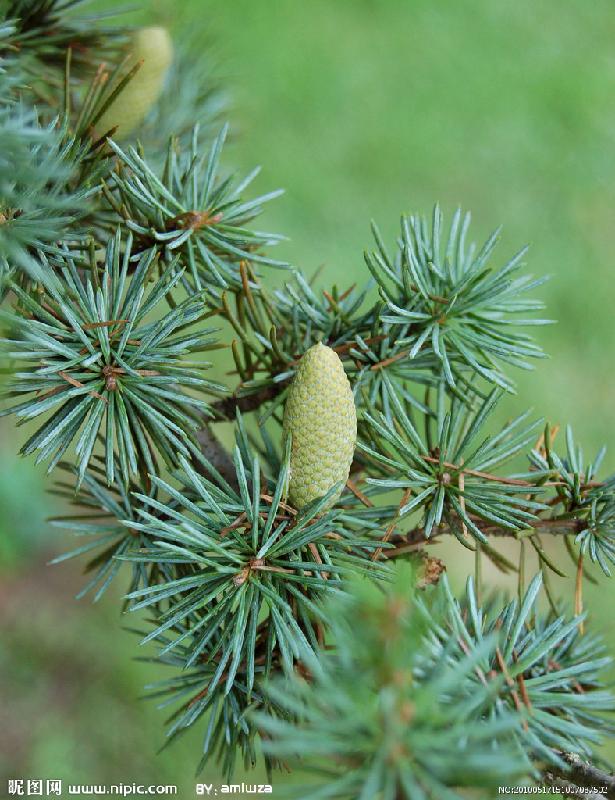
[[96, 27, 173, 140], [283, 342, 357, 509]]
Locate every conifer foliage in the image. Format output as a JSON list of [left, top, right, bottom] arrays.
[[1, 3, 614, 797]]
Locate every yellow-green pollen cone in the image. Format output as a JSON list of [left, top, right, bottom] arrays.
[[96, 26, 173, 140], [283, 342, 357, 510]]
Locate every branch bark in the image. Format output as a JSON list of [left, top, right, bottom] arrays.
[[194, 384, 286, 487], [385, 516, 584, 553], [211, 383, 286, 421], [542, 752, 615, 799], [195, 424, 239, 491]]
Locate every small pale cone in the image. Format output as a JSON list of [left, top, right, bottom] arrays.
[[96, 26, 173, 140], [283, 342, 357, 510]]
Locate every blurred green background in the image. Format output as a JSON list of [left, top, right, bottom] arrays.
[[2, 0, 615, 793]]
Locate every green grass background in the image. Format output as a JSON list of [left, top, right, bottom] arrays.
[[2, 0, 615, 794]]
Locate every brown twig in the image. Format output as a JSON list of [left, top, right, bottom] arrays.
[[575, 553, 585, 635], [372, 488, 412, 562], [345, 478, 373, 507], [58, 370, 106, 402], [168, 210, 223, 231], [370, 350, 410, 371], [495, 646, 527, 729], [420, 454, 602, 490]]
